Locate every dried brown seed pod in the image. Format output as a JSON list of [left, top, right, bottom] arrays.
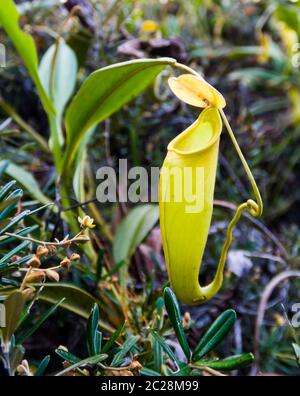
[[60, 257, 71, 269], [45, 269, 60, 282], [27, 255, 41, 268], [36, 245, 49, 258], [25, 269, 45, 283]]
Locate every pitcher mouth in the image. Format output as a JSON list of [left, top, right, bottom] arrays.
[[167, 108, 222, 156]]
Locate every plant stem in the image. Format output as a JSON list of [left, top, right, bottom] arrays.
[[5, 231, 85, 246]]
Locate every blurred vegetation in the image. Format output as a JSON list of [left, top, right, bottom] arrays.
[[0, 0, 299, 376]]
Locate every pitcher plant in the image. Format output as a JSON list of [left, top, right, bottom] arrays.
[[159, 64, 263, 305]]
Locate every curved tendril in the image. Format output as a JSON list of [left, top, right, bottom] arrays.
[[174, 62, 202, 78]]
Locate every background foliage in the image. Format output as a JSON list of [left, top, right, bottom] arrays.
[[0, 0, 300, 376]]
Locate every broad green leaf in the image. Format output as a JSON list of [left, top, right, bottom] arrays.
[[193, 353, 254, 371], [275, 5, 300, 35], [55, 353, 108, 376], [1, 162, 51, 206], [39, 40, 77, 119], [192, 309, 236, 360], [164, 287, 190, 360], [34, 283, 115, 333], [113, 204, 159, 264], [39, 39, 78, 146], [62, 57, 176, 174], [0, 0, 54, 114], [87, 303, 101, 356], [1, 291, 25, 346]]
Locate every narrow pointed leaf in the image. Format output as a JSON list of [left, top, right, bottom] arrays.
[[193, 352, 254, 371], [55, 353, 108, 376], [55, 348, 81, 365], [101, 319, 126, 354], [193, 309, 236, 360], [111, 335, 140, 367], [87, 303, 101, 356], [35, 355, 50, 376], [164, 287, 190, 360]]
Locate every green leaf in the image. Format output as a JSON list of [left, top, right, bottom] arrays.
[[0, 180, 17, 201], [0, 189, 23, 217], [194, 353, 254, 371], [140, 367, 162, 376], [55, 348, 81, 365], [275, 5, 300, 35], [292, 343, 300, 368], [152, 336, 163, 374], [35, 355, 50, 376], [0, 225, 39, 248], [0, 210, 31, 236], [62, 57, 175, 174], [39, 39, 78, 146], [113, 204, 159, 264], [0, 240, 30, 266], [16, 298, 65, 344], [1, 291, 25, 346], [39, 39, 77, 119], [101, 319, 126, 354], [1, 162, 51, 206], [87, 303, 101, 356], [33, 283, 115, 333], [164, 287, 191, 360], [111, 335, 140, 367], [55, 353, 108, 376], [149, 329, 180, 366], [192, 309, 236, 361], [0, 0, 54, 114]]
